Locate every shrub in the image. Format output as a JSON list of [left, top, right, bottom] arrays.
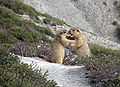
[[0, 6, 54, 43], [0, 54, 58, 87], [0, 0, 39, 21], [42, 13, 67, 25], [0, 5, 55, 58], [0, 31, 17, 43], [75, 44, 120, 87], [9, 42, 38, 57], [0, 44, 13, 56], [0, 6, 21, 28], [0, 54, 18, 65], [102, 79, 120, 87], [0, 0, 68, 25]]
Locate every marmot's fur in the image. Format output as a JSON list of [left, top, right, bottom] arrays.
[[68, 28, 91, 57], [51, 30, 75, 64]]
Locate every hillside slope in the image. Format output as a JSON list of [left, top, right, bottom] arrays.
[[23, 0, 118, 38], [0, 0, 70, 56], [23, 0, 120, 49], [1, 0, 120, 87]]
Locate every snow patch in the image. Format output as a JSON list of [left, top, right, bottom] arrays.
[[17, 55, 91, 87]]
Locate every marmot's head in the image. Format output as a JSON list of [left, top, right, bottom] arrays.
[[55, 30, 69, 45], [68, 28, 82, 39], [55, 30, 76, 47], [56, 30, 68, 40]]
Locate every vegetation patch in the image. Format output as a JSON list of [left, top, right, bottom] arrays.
[[75, 44, 120, 87], [0, 5, 55, 56], [0, 6, 54, 43], [0, 0, 40, 22], [0, 0, 68, 25], [41, 13, 68, 25], [0, 53, 58, 87], [0, 0, 71, 87]]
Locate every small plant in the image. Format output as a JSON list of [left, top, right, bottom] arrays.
[[75, 44, 120, 87], [0, 52, 58, 87], [102, 79, 120, 87], [41, 13, 67, 25], [0, 6, 54, 43], [0, 0, 39, 22], [0, 5, 55, 58]]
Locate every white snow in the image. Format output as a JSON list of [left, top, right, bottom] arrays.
[[18, 55, 91, 87]]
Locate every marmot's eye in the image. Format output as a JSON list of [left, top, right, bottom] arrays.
[[68, 31, 71, 34], [63, 31, 66, 33], [77, 30, 79, 32]]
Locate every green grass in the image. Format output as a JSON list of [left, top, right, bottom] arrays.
[[0, 4, 58, 86], [0, 0, 68, 25], [0, 6, 54, 43], [0, 0, 40, 22], [41, 13, 67, 25], [0, 6, 54, 56], [0, 53, 58, 87], [75, 44, 120, 87], [0, 0, 70, 87]]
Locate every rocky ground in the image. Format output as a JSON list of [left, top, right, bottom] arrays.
[[23, 0, 120, 49]]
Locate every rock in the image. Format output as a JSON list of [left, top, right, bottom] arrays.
[[23, 0, 120, 49], [23, 0, 118, 39]]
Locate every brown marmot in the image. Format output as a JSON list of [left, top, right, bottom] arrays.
[[68, 28, 91, 57], [51, 30, 75, 64]]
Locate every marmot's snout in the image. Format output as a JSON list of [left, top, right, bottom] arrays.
[[66, 32, 76, 40]]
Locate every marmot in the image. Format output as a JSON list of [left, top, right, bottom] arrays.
[[51, 30, 75, 64], [68, 28, 91, 57]]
